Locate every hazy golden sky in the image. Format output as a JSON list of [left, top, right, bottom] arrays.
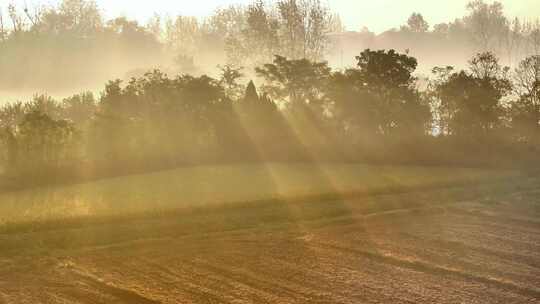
[[3, 0, 540, 33]]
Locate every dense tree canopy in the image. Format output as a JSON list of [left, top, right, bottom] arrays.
[[430, 53, 512, 137], [1, 47, 537, 187]]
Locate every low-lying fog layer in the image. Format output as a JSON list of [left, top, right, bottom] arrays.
[[0, 0, 538, 103]]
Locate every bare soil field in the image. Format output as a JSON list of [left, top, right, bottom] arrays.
[[0, 174, 539, 303]]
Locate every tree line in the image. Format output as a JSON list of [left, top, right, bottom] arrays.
[[1, 0, 539, 92], [0, 49, 538, 187], [0, 0, 340, 91], [332, 1, 540, 71]]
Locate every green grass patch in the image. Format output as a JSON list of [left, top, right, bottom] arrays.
[[0, 162, 518, 226]]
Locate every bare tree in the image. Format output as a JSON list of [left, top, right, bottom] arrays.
[[504, 17, 523, 67], [164, 15, 203, 62], [58, 0, 102, 34], [243, 0, 280, 66], [510, 55, 540, 143], [23, 4, 42, 28], [527, 21, 540, 56], [209, 5, 248, 66], [7, 3, 26, 34], [406, 13, 429, 33], [0, 6, 5, 41], [146, 13, 163, 41], [464, 0, 509, 52], [514, 56, 540, 98], [469, 51, 510, 80], [514, 56, 540, 118], [277, 0, 332, 61], [304, 0, 332, 60]]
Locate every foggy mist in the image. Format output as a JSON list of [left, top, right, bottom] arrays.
[[1, 1, 540, 303], [1, 0, 538, 104]]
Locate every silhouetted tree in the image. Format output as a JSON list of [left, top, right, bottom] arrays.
[[432, 52, 511, 137], [3, 111, 78, 179], [327, 69, 380, 143], [62, 92, 97, 125], [352, 49, 430, 136], [232, 80, 294, 159], [245, 81, 259, 101], [256, 55, 331, 106], [256, 55, 337, 155], [219, 64, 245, 99], [511, 55, 540, 143]]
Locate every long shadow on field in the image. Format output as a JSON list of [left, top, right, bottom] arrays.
[[0, 175, 536, 302]]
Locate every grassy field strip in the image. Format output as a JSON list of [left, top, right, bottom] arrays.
[[0, 163, 518, 226], [1, 175, 536, 256]]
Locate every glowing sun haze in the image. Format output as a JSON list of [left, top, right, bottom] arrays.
[[3, 0, 540, 33]]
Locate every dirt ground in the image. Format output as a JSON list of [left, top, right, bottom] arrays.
[[1, 178, 539, 303]]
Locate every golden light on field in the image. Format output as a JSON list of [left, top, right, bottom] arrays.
[[0, 0, 539, 303]]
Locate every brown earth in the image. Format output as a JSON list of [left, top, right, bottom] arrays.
[[0, 178, 539, 303]]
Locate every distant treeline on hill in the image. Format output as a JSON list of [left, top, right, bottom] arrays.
[[0, 49, 539, 188], [0, 0, 538, 91]]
